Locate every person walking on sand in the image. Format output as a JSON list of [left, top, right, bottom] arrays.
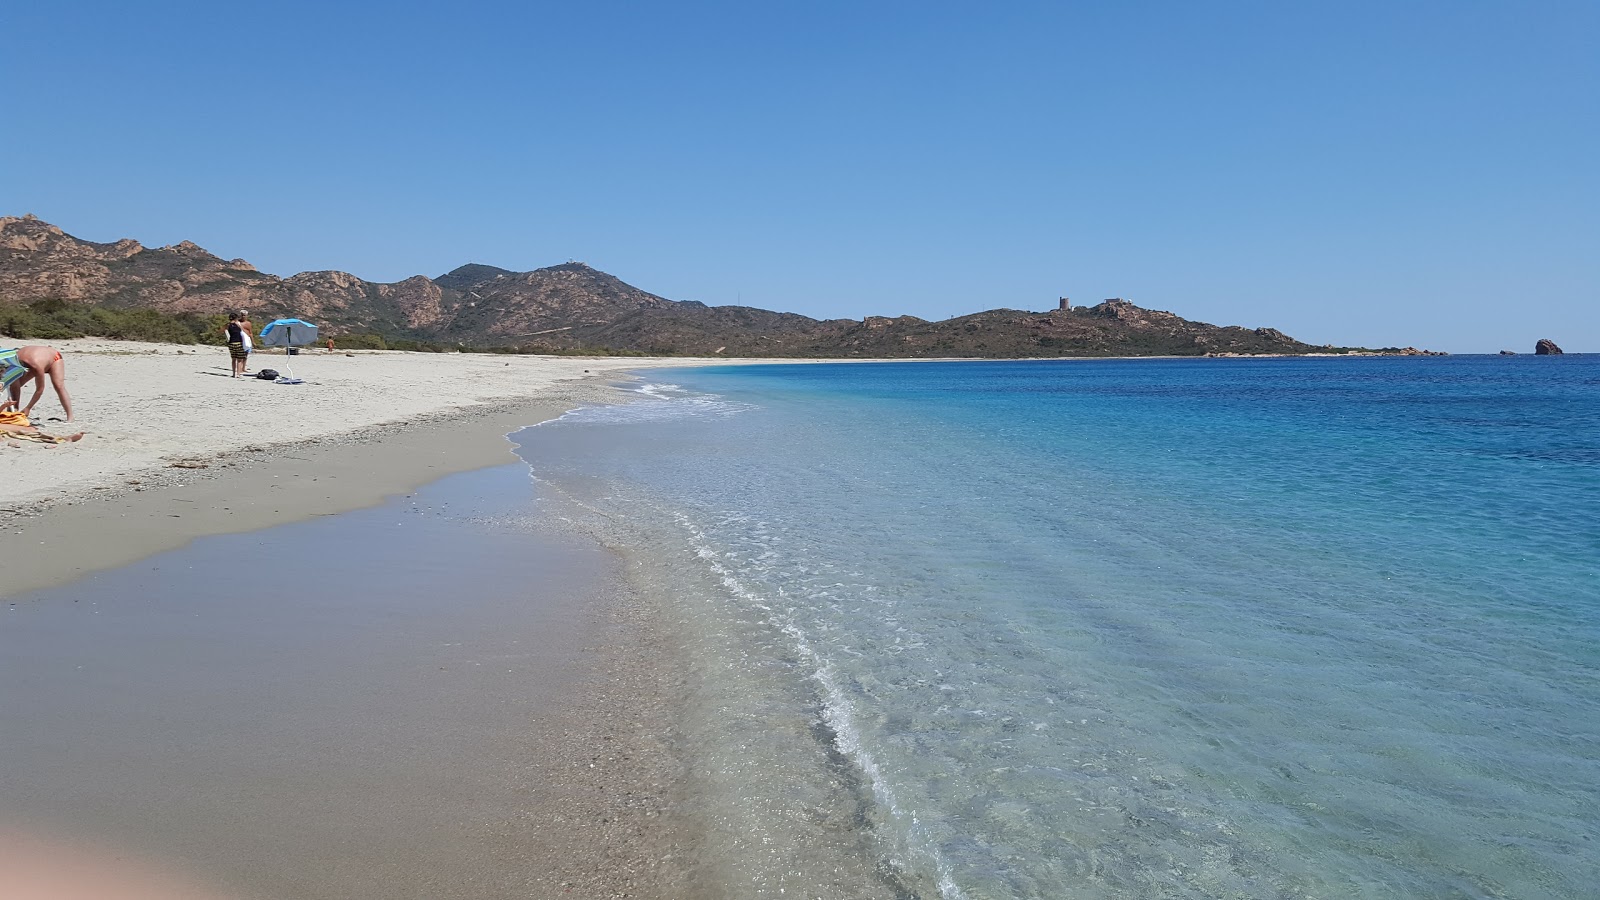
[[0, 344, 74, 423], [224, 312, 249, 377]]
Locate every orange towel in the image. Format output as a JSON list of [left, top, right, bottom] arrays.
[[8, 430, 63, 444], [0, 410, 30, 426]]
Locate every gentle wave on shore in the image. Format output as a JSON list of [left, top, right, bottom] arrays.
[[516, 356, 1600, 899]]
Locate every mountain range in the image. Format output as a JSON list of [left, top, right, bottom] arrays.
[[0, 215, 1388, 357]]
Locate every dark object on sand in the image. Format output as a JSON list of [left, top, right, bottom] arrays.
[[256, 369, 279, 380], [1535, 339, 1563, 355]]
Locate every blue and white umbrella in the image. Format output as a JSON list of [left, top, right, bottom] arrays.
[[257, 318, 317, 383], [258, 318, 319, 347]]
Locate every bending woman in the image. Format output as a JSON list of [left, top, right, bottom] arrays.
[[0, 345, 74, 422]]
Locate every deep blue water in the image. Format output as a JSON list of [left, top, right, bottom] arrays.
[[513, 355, 1600, 899]]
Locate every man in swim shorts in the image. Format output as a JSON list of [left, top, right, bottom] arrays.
[[0, 345, 75, 422]]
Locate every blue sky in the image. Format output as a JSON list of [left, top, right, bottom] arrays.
[[5, 1, 1595, 352]]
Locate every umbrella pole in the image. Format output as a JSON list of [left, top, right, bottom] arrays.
[[283, 325, 296, 380]]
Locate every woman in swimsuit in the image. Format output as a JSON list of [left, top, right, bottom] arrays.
[[0, 345, 74, 422], [224, 313, 248, 377]]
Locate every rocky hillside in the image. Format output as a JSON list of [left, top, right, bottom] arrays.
[[0, 215, 1370, 357]]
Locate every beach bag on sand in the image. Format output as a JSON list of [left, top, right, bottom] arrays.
[[256, 369, 279, 380]]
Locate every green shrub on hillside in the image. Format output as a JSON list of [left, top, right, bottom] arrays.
[[333, 333, 389, 350], [0, 299, 231, 345], [0, 305, 81, 341]]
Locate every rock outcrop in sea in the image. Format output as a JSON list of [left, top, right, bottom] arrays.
[[1535, 339, 1564, 355]]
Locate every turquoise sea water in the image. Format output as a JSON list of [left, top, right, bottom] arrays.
[[513, 356, 1600, 899]]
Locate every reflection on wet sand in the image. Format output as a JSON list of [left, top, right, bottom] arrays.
[[0, 826, 239, 900]]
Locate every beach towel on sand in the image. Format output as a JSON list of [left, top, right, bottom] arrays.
[[1, 410, 72, 443], [7, 430, 69, 444]]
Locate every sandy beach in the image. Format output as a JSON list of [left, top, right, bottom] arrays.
[[1, 338, 730, 595], [0, 337, 730, 900]]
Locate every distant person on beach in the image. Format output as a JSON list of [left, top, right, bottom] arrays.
[[0, 344, 75, 422], [224, 312, 249, 377], [239, 309, 254, 360]]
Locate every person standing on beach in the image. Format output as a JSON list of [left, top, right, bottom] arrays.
[[0, 344, 74, 422], [224, 313, 249, 377], [238, 309, 254, 366]]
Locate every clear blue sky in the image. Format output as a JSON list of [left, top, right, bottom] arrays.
[[5, 1, 1595, 352]]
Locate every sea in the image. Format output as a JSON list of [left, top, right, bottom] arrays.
[[512, 355, 1600, 900]]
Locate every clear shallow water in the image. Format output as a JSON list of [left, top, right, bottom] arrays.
[[513, 356, 1600, 899]]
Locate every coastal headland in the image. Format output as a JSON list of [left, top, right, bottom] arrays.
[[1, 216, 1410, 358]]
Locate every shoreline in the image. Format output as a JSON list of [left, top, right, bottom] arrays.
[[2, 461, 694, 900], [1, 389, 594, 598]]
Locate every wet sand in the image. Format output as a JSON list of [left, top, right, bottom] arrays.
[[0, 392, 590, 598], [0, 356, 710, 900], [0, 459, 692, 899]]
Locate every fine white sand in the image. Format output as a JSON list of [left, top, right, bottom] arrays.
[[1, 337, 726, 508]]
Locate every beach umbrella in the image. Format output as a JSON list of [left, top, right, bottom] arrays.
[[257, 318, 318, 383], [258, 318, 318, 348]]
